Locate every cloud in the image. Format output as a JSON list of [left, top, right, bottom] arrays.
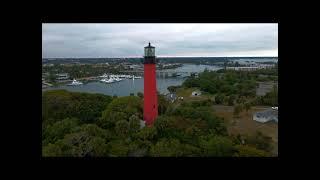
[[42, 23, 278, 58]]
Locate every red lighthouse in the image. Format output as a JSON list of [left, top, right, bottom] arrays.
[[143, 42, 158, 126]]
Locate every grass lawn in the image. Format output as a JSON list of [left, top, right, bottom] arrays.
[[212, 105, 278, 156], [176, 87, 213, 102], [173, 87, 278, 156]]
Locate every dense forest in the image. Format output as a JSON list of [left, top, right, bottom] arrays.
[[42, 89, 274, 157], [182, 68, 278, 107]]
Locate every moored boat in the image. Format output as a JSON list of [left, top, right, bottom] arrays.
[[67, 79, 83, 86]]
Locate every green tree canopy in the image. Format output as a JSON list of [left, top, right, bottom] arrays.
[[134, 126, 157, 142], [182, 67, 277, 98], [42, 87, 276, 157], [42, 90, 112, 126], [98, 96, 142, 129], [42, 117, 79, 146], [128, 115, 141, 134], [43, 131, 109, 157], [115, 120, 129, 137], [150, 138, 184, 157], [107, 140, 129, 157], [158, 94, 170, 115], [234, 145, 268, 157], [199, 135, 234, 157]]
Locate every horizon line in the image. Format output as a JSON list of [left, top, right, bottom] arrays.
[[43, 56, 278, 59]]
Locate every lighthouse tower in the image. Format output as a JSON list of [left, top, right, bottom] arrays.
[[143, 42, 158, 126]]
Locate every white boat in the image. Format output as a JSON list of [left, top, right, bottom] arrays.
[[105, 78, 115, 83], [68, 79, 83, 86], [133, 76, 142, 79], [100, 78, 107, 82], [114, 77, 122, 82], [101, 78, 115, 83]]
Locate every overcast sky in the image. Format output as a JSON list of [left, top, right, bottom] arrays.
[[42, 23, 278, 58]]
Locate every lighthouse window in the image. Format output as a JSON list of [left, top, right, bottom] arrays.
[[145, 48, 155, 57]]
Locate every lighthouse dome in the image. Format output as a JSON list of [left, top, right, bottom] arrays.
[[144, 42, 155, 57]]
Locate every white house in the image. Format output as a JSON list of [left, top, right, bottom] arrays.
[[191, 91, 201, 96]]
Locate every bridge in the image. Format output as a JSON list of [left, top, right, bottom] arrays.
[[119, 70, 198, 78]]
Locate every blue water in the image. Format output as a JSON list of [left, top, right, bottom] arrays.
[[43, 64, 222, 96]]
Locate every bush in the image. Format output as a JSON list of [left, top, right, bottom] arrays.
[[158, 94, 169, 115], [234, 145, 269, 157], [199, 135, 234, 157], [137, 92, 143, 98], [71, 123, 115, 141], [128, 115, 141, 134], [150, 138, 183, 157], [215, 94, 224, 104], [115, 120, 129, 137], [167, 85, 181, 93], [246, 131, 274, 152], [228, 95, 235, 106]]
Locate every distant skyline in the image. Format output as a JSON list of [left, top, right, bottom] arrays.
[[42, 23, 278, 58]]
